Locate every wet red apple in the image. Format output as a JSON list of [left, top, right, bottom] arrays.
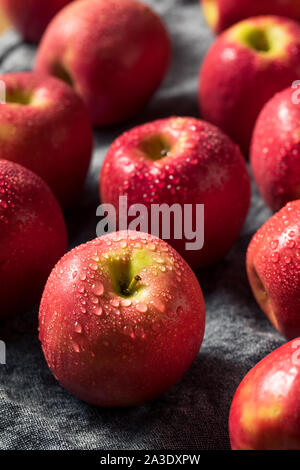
[[0, 159, 67, 317], [229, 338, 300, 450], [251, 86, 300, 212], [35, 0, 171, 126], [201, 0, 300, 34], [100, 116, 250, 269], [199, 16, 300, 154], [0, 0, 73, 42], [247, 200, 300, 339], [0, 72, 93, 208], [39, 230, 205, 406]]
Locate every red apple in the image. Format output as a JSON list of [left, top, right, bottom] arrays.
[[229, 338, 300, 450], [0, 72, 93, 208], [251, 86, 300, 212], [39, 230, 205, 407], [201, 0, 300, 34], [35, 0, 171, 127], [0, 159, 67, 317], [247, 200, 300, 340], [99, 117, 250, 269], [199, 16, 300, 154], [0, 0, 73, 43]]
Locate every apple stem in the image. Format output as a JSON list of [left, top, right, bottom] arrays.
[[124, 275, 141, 295]]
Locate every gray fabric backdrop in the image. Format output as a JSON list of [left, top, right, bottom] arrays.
[[0, 0, 284, 450]]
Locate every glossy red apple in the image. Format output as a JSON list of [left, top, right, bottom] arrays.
[[199, 16, 300, 154], [0, 159, 67, 317], [247, 200, 300, 340], [201, 0, 300, 34], [39, 230, 205, 407], [251, 86, 300, 212], [229, 338, 300, 450], [0, 0, 73, 42], [35, 0, 171, 127], [0, 72, 93, 208], [100, 117, 250, 269]]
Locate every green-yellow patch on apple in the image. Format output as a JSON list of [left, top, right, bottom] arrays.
[[139, 134, 173, 161], [257, 404, 282, 420], [0, 122, 17, 141], [6, 87, 51, 109], [202, 0, 219, 30], [102, 248, 162, 299], [230, 20, 291, 58]]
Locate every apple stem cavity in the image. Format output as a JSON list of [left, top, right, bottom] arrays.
[[231, 21, 290, 57], [6, 89, 33, 106], [51, 62, 74, 87], [246, 29, 270, 52], [139, 134, 172, 161]]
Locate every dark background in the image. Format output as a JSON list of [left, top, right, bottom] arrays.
[[0, 0, 283, 450]]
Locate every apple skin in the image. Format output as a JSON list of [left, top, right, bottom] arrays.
[[0, 72, 93, 208], [0, 0, 73, 43], [199, 16, 300, 155], [201, 0, 300, 34], [39, 230, 205, 407], [246, 200, 300, 340], [229, 339, 300, 450], [100, 117, 250, 270], [251, 87, 300, 212], [35, 0, 171, 127], [0, 160, 68, 317]]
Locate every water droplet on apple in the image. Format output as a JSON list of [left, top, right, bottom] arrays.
[[111, 298, 120, 308], [91, 295, 99, 305], [271, 240, 278, 250], [92, 282, 104, 296], [136, 303, 148, 313], [176, 306, 184, 316], [271, 253, 279, 263], [94, 306, 103, 317], [74, 322, 82, 334], [72, 341, 80, 353], [89, 261, 98, 271], [123, 325, 134, 337]]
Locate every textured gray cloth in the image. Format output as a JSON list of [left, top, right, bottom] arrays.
[[0, 0, 284, 450]]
